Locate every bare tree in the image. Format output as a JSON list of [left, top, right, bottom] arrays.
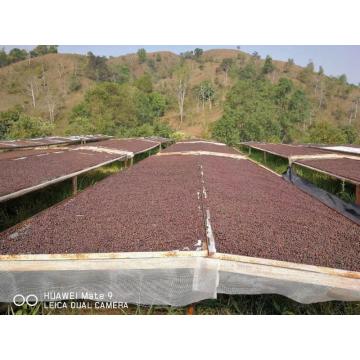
[[174, 65, 189, 127], [349, 96, 359, 124], [45, 92, 57, 123], [26, 77, 37, 108], [57, 62, 66, 94], [40, 63, 47, 89]]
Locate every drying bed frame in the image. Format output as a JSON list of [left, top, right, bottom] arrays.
[[0, 135, 113, 151], [0, 249, 359, 306], [241, 142, 360, 205], [0, 139, 164, 203], [292, 159, 360, 205], [0, 144, 359, 306]]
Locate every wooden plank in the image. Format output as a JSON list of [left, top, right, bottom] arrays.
[[0, 251, 208, 272], [157, 151, 247, 160]]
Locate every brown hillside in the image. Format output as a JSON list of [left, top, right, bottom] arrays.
[[0, 48, 359, 138]]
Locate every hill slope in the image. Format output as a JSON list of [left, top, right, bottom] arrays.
[[0, 48, 359, 140]]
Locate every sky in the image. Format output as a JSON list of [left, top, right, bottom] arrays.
[[3, 45, 360, 84]]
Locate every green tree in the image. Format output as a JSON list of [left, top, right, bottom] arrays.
[[66, 116, 96, 135], [135, 73, 153, 93], [318, 66, 324, 76], [68, 74, 81, 92], [137, 48, 147, 63], [238, 63, 257, 80], [0, 48, 8, 67], [8, 48, 28, 62], [112, 64, 130, 84], [195, 81, 216, 109], [307, 121, 347, 144], [262, 55, 275, 74], [284, 58, 294, 73], [219, 58, 234, 84], [30, 45, 58, 57], [156, 53, 162, 62], [306, 60, 314, 72], [85, 52, 111, 81], [338, 74, 347, 84], [212, 115, 240, 145], [212, 76, 310, 144], [194, 48, 203, 58]]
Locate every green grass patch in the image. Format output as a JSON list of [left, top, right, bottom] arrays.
[[0, 180, 73, 232], [237, 145, 289, 174], [293, 164, 356, 203], [2, 294, 359, 315]]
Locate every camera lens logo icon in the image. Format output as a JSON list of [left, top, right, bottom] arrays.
[[13, 294, 38, 307]]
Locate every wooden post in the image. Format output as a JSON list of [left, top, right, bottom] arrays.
[[72, 176, 78, 195], [249, 147, 251, 155], [356, 184, 360, 206], [159, 143, 162, 152], [264, 151, 267, 163]]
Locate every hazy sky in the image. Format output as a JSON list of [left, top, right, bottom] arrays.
[[3, 45, 359, 84]]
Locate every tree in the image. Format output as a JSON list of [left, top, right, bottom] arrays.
[[219, 58, 234, 85], [156, 53, 162, 62], [338, 74, 347, 84], [45, 92, 57, 122], [69, 74, 81, 92], [137, 48, 147, 64], [284, 58, 294, 73], [85, 52, 111, 81], [212, 115, 240, 145], [306, 60, 314, 72], [30, 45, 58, 57], [262, 55, 275, 74], [307, 121, 346, 144], [135, 73, 153, 93], [0, 48, 8, 67], [252, 51, 260, 60], [26, 77, 38, 108], [238, 63, 257, 80], [318, 66, 324, 76], [274, 78, 294, 108], [174, 65, 190, 126], [195, 81, 215, 110], [8, 48, 28, 63], [112, 64, 130, 84], [194, 48, 203, 58]]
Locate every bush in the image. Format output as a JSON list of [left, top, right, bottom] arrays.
[[306, 121, 347, 144], [66, 116, 96, 135], [0, 106, 22, 139], [8, 115, 54, 139], [68, 74, 81, 92]]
